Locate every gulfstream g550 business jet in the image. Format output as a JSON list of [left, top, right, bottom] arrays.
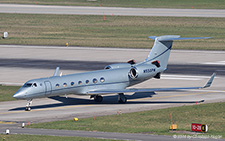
[[13, 35, 215, 111]]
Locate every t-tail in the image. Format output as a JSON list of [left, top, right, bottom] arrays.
[[144, 35, 211, 71]]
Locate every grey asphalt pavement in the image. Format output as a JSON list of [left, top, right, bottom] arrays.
[[0, 4, 225, 17], [0, 46, 225, 140]]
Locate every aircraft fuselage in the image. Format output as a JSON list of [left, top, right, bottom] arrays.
[[14, 64, 159, 100]]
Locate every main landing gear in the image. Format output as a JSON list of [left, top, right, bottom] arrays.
[[118, 93, 127, 103], [25, 99, 32, 111], [91, 95, 103, 102], [91, 93, 127, 103]]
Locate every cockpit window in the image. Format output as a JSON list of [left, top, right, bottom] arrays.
[[23, 83, 37, 87], [23, 83, 32, 87], [33, 83, 37, 87]]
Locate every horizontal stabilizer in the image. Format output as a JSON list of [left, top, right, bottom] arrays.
[[88, 73, 216, 94], [148, 35, 211, 41]]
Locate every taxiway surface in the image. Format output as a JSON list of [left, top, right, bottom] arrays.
[[0, 3, 225, 140], [0, 45, 224, 123], [1, 4, 225, 17], [0, 45, 225, 140]]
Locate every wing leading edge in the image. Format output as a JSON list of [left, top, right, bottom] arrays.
[[87, 73, 216, 95]]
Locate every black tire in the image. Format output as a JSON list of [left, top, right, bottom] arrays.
[[118, 97, 127, 104], [25, 107, 31, 111], [94, 95, 103, 102]]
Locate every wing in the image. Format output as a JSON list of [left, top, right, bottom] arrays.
[[87, 73, 216, 95]]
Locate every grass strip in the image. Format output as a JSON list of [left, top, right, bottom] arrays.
[[1, 0, 225, 9], [0, 134, 119, 141], [28, 102, 225, 138], [0, 13, 224, 50], [0, 85, 20, 102]]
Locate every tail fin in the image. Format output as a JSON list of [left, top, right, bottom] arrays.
[[145, 35, 210, 70]]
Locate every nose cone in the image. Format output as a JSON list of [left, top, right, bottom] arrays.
[[13, 89, 26, 99]]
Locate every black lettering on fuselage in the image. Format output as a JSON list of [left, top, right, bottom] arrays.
[[143, 68, 155, 73]]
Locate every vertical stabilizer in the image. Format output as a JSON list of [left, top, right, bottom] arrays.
[[145, 35, 180, 70], [145, 35, 211, 70]]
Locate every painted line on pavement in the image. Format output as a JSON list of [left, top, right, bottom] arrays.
[[0, 91, 217, 115]]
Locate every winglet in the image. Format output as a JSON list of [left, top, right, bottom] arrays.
[[203, 73, 216, 88], [53, 67, 60, 76]]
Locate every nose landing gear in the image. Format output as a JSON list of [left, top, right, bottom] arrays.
[[25, 99, 32, 111]]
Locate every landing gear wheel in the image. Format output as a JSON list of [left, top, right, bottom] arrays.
[[94, 95, 103, 102], [118, 93, 127, 104], [25, 99, 32, 111], [25, 107, 31, 111]]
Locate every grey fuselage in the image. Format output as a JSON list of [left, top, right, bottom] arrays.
[[14, 63, 160, 100]]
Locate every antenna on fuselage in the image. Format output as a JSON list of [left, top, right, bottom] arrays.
[[53, 67, 60, 76]]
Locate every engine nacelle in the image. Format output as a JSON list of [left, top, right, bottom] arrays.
[[129, 64, 158, 80], [104, 63, 131, 69]]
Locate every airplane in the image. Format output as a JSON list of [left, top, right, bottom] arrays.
[[13, 35, 216, 111]]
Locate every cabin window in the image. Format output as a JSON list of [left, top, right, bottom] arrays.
[[78, 81, 82, 85], [40, 83, 43, 86], [100, 77, 105, 83], [71, 82, 75, 86], [63, 83, 67, 87], [93, 78, 98, 84], [56, 84, 60, 88], [86, 80, 89, 84]]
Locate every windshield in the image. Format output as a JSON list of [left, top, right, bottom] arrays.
[[23, 83, 37, 87], [23, 83, 32, 87]]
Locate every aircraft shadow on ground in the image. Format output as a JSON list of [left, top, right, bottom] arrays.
[[9, 92, 203, 111]]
